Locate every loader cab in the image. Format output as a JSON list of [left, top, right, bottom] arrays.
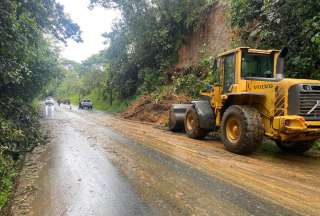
[[214, 48, 282, 94], [240, 48, 283, 81]]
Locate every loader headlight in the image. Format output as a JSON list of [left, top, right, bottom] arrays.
[[284, 118, 305, 128]]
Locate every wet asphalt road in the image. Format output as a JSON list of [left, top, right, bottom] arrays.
[[24, 104, 319, 215], [31, 105, 152, 216]]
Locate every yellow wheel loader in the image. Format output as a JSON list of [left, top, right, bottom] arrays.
[[169, 47, 320, 154]]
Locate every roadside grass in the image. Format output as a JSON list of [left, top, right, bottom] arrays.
[[0, 156, 16, 211], [0, 99, 43, 213], [87, 90, 136, 113], [69, 94, 80, 105], [31, 98, 40, 108]]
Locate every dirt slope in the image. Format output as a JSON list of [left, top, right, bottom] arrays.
[[176, 0, 232, 68]]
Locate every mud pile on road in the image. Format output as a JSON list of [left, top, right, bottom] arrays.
[[121, 94, 191, 125]]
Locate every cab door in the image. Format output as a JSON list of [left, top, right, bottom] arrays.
[[223, 54, 235, 93]]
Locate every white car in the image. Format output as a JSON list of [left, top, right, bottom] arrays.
[[79, 99, 93, 110], [45, 97, 55, 106]]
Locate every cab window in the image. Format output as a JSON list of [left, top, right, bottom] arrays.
[[223, 54, 235, 92], [213, 58, 222, 85], [241, 52, 274, 78]]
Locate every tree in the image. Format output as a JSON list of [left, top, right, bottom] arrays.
[[0, 0, 82, 162], [231, 0, 320, 79], [89, 0, 214, 98], [0, 0, 81, 102]]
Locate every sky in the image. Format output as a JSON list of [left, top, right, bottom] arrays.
[[57, 0, 120, 63]]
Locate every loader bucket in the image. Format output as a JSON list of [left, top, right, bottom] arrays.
[[169, 104, 193, 131]]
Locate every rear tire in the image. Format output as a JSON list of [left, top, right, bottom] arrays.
[[276, 140, 314, 154], [185, 107, 207, 139], [221, 105, 263, 154]]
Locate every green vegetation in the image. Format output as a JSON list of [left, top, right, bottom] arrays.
[[0, 0, 80, 210], [0, 157, 16, 209], [53, 55, 133, 112], [230, 0, 320, 79], [56, 0, 215, 107], [58, 0, 213, 103], [55, 54, 212, 112], [57, 0, 320, 111]]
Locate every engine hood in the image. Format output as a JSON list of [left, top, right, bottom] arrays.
[[277, 78, 320, 90]]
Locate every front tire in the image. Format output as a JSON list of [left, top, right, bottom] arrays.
[[276, 140, 314, 154], [184, 107, 207, 139], [221, 105, 263, 154]]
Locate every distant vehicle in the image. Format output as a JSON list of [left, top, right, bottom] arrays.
[[63, 99, 71, 105], [58, 99, 70, 106], [79, 99, 93, 110], [45, 97, 54, 106]]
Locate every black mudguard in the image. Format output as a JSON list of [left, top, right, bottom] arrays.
[[191, 100, 215, 131]]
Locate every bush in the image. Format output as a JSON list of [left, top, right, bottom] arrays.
[[0, 100, 42, 210], [230, 0, 320, 79], [172, 73, 205, 98], [138, 68, 165, 95], [0, 156, 16, 210]]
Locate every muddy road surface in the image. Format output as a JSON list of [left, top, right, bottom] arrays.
[[11, 104, 320, 215]]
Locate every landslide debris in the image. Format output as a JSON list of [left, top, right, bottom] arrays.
[[121, 94, 191, 126]]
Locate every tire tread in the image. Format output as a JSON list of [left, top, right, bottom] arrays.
[[221, 105, 263, 154]]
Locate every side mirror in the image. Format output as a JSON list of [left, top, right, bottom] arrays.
[[276, 47, 288, 78], [279, 47, 289, 58]]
